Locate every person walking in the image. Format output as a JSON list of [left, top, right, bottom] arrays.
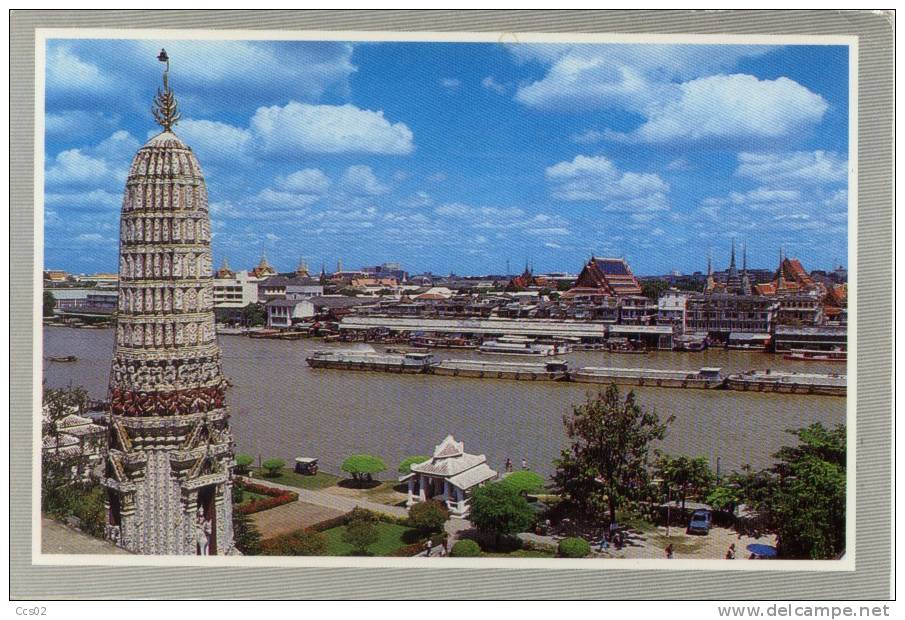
[[521, 457, 528, 470], [425, 539, 433, 557], [505, 458, 513, 473], [725, 543, 736, 559], [665, 543, 674, 559]]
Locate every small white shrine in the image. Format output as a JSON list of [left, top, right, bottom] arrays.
[[402, 435, 498, 517]]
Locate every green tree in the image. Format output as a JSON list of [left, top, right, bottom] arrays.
[[654, 454, 714, 512], [341, 454, 386, 487], [640, 279, 669, 302], [342, 510, 379, 555], [407, 500, 448, 533], [553, 384, 672, 525], [499, 470, 545, 495], [261, 458, 285, 477], [234, 454, 254, 476], [397, 455, 430, 475], [43, 290, 56, 317], [240, 302, 266, 327], [765, 423, 846, 559], [469, 482, 535, 548], [232, 486, 262, 555]]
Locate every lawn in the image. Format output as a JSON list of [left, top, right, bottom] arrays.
[[250, 467, 339, 490], [321, 522, 417, 556]]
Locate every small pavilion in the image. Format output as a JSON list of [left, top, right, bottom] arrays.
[[403, 435, 498, 517]]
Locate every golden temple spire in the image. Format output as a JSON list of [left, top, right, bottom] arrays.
[[152, 48, 181, 132]]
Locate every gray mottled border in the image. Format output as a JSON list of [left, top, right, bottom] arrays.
[[11, 9, 892, 600]]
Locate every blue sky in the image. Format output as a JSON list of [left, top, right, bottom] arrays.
[[43, 38, 849, 276]]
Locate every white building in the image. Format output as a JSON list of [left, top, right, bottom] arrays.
[[403, 435, 498, 518], [657, 290, 688, 331], [213, 270, 261, 308], [265, 298, 316, 328]]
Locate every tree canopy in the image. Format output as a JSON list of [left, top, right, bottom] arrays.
[[764, 423, 846, 559], [43, 290, 56, 317], [397, 455, 430, 475], [654, 454, 714, 511], [553, 383, 672, 524], [341, 454, 387, 485], [469, 482, 535, 546]]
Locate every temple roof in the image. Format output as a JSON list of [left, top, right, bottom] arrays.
[[409, 435, 496, 481]]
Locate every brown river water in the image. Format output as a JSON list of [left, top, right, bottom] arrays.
[[42, 326, 846, 479]]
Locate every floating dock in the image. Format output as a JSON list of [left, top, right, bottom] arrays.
[[433, 359, 569, 381], [724, 370, 846, 396], [570, 366, 724, 389]]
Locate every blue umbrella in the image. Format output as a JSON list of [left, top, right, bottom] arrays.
[[746, 543, 777, 558]]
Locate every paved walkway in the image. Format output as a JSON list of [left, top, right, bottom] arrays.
[[239, 476, 408, 519], [42, 517, 131, 555], [250, 501, 344, 539]]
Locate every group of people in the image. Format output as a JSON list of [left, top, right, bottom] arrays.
[[503, 457, 528, 473], [424, 538, 448, 557], [663, 542, 738, 559]]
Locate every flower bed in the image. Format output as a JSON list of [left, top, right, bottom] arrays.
[[235, 480, 298, 515]]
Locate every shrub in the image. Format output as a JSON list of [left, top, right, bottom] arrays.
[[499, 470, 546, 495], [342, 519, 379, 555], [341, 454, 387, 486], [398, 455, 430, 474], [450, 539, 482, 557], [558, 537, 591, 558], [261, 458, 285, 477], [260, 529, 328, 556], [235, 480, 298, 515], [408, 500, 449, 533], [235, 454, 254, 476]]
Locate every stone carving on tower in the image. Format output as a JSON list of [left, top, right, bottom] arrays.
[[103, 50, 236, 555]]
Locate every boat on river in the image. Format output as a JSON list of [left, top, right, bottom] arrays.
[[46, 355, 78, 363], [305, 349, 436, 374], [570, 366, 724, 389], [783, 348, 847, 363], [432, 359, 569, 381], [725, 369, 846, 396], [478, 336, 565, 356]]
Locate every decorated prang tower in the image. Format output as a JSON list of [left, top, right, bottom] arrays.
[[103, 50, 235, 555]]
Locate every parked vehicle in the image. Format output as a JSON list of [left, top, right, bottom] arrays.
[[687, 509, 712, 535]]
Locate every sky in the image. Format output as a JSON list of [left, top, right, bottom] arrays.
[[43, 38, 849, 276]]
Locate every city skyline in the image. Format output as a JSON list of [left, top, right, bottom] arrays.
[[44, 38, 849, 275]]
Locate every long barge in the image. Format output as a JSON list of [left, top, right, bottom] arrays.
[[570, 366, 724, 389], [432, 359, 569, 381], [305, 349, 436, 374], [724, 370, 846, 396]]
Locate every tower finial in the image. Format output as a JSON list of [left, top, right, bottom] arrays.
[[152, 48, 181, 132]]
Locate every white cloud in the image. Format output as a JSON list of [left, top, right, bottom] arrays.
[[545, 154, 669, 211], [276, 168, 331, 194], [398, 191, 432, 208], [435, 203, 524, 219], [176, 119, 252, 163], [250, 101, 414, 155], [570, 129, 606, 144], [735, 150, 847, 185], [45, 110, 117, 137], [481, 76, 506, 95], [46, 45, 112, 93], [627, 75, 828, 143], [440, 78, 461, 89], [254, 188, 321, 209], [340, 165, 390, 196], [46, 149, 111, 186]]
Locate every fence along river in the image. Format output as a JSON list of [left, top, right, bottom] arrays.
[[43, 326, 846, 479]]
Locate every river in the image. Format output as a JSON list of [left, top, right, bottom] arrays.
[[42, 326, 846, 479]]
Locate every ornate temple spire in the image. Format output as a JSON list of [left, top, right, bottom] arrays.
[[152, 49, 181, 132], [777, 246, 786, 289], [741, 241, 752, 295], [726, 238, 742, 294]]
